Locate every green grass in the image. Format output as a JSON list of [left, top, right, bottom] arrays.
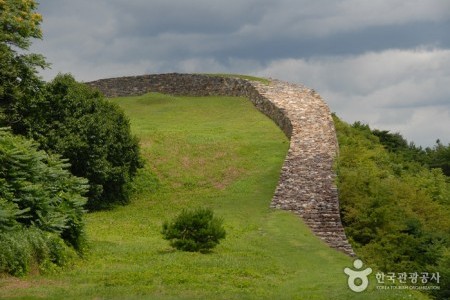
[[0, 93, 427, 299]]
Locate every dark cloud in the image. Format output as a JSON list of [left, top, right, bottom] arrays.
[[30, 0, 450, 146], [111, 0, 273, 36]]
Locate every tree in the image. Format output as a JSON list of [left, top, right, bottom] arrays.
[[429, 140, 450, 176], [0, 0, 47, 120], [0, 0, 42, 48], [335, 115, 450, 276], [8, 74, 143, 210], [372, 129, 408, 152], [162, 208, 226, 252], [0, 128, 89, 276], [0, 128, 88, 249], [1, 2, 142, 210]]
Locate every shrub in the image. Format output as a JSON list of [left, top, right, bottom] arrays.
[[162, 208, 226, 252], [0, 128, 88, 251], [0, 227, 77, 276], [0, 129, 85, 276], [6, 74, 143, 210]]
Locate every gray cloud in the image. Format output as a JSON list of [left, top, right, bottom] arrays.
[[256, 48, 450, 146], [30, 0, 450, 146]]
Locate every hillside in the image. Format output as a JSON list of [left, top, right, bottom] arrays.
[[0, 93, 425, 299], [334, 116, 450, 299]]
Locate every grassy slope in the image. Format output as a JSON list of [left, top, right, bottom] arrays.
[[0, 94, 426, 299]]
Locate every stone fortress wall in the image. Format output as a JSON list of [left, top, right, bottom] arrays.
[[87, 73, 354, 256]]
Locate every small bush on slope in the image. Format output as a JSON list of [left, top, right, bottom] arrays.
[[0, 128, 87, 275], [162, 208, 226, 252], [7, 74, 143, 210]]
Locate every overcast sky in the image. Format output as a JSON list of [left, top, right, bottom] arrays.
[[31, 0, 450, 147]]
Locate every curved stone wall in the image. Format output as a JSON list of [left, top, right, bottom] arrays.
[[87, 73, 354, 256]]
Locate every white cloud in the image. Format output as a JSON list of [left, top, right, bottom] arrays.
[[257, 48, 450, 146], [397, 106, 450, 146]]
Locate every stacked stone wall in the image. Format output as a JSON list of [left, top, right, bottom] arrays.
[[87, 73, 354, 256]]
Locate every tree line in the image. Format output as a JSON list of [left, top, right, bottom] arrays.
[[1, 0, 142, 275], [334, 116, 449, 299]]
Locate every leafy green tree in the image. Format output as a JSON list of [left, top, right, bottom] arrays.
[[0, 0, 42, 47], [0, 128, 88, 275], [335, 116, 450, 276], [372, 129, 408, 152], [371, 128, 427, 167], [0, 128, 88, 250], [8, 74, 143, 210], [0, 0, 47, 121], [429, 140, 450, 176], [431, 249, 450, 299], [1, 1, 143, 210], [162, 208, 226, 252]]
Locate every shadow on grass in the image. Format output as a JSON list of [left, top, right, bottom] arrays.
[[156, 248, 217, 255]]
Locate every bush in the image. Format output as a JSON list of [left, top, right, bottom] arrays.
[[6, 74, 143, 210], [0, 128, 88, 251], [0, 129, 86, 276], [162, 208, 226, 252], [0, 227, 77, 276]]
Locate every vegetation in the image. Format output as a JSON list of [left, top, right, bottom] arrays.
[[7, 74, 143, 210], [428, 140, 450, 176], [0, 0, 47, 118], [0, 2, 444, 298], [1, 1, 142, 211], [334, 116, 450, 298], [0, 128, 88, 275], [0, 0, 144, 282], [0, 94, 424, 299], [162, 207, 226, 252], [372, 128, 450, 177], [0, 0, 87, 277]]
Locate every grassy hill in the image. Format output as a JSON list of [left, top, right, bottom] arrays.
[[0, 93, 426, 299]]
